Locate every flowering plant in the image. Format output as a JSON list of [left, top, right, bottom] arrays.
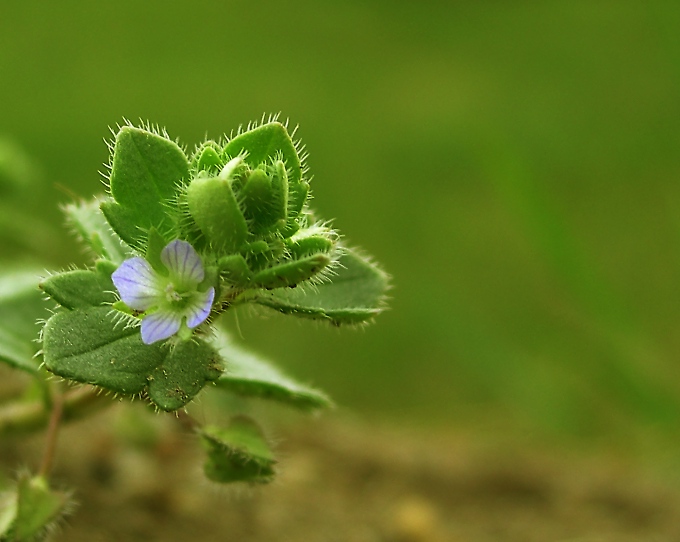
[[0, 118, 388, 539]]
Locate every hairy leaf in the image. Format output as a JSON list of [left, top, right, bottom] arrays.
[[107, 125, 188, 243], [0, 475, 71, 541], [40, 262, 117, 310], [42, 306, 222, 410], [252, 248, 389, 325], [200, 417, 276, 484], [63, 199, 129, 263], [212, 330, 331, 410]]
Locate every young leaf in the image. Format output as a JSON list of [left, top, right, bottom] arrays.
[[200, 417, 276, 484], [212, 330, 332, 410], [252, 248, 390, 325], [224, 122, 309, 219], [0, 268, 49, 373], [252, 253, 331, 290], [42, 306, 223, 410], [63, 199, 129, 263], [192, 142, 223, 174], [107, 125, 189, 242]]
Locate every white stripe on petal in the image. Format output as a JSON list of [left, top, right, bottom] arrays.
[[185, 287, 215, 329], [161, 240, 204, 286], [112, 257, 163, 311], [141, 310, 182, 344]]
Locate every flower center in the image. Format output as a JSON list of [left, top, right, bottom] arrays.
[[165, 282, 191, 309]]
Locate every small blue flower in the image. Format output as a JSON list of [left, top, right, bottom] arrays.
[[111, 239, 215, 344]]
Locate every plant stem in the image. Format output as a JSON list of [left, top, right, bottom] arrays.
[[0, 385, 110, 437], [38, 391, 63, 478], [175, 409, 201, 432]]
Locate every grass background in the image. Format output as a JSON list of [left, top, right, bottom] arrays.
[[2, 1, 680, 447]]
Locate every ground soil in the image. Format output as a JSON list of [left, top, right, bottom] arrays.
[[3, 407, 680, 542]]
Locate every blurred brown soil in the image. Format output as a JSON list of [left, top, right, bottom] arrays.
[[3, 407, 680, 542]]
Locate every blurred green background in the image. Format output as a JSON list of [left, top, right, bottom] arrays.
[[2, 1, 680, 444]]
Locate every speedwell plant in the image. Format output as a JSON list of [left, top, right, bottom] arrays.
[[0, 117, 389, 540]]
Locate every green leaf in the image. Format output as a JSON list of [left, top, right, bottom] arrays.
[[99, 199, 146, 249], [107, 125, 188, 242], [0, 475, 71, 541], [286, 232, 334, 258], [63, 199, 130, 263], [212, 330, 332, 410], [252, 253, 331, 289], [0, 268, 49, 373], [224, 122, 308, 218], [200, 417, 276, 484], [42, 306, 223, 410], [148, 339, 223, 411], [145, 228, 170, 275], [43, 307, 158, 394], [39, 264, 117, 310], [252, 248, 390, 325]]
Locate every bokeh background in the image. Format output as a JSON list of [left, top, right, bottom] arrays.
[[3, 1, 680, 456]]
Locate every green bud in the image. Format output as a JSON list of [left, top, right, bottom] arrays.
[[187, 158, 248, 255], [194, 143, 223, 175], [240, 165, 288, 233]]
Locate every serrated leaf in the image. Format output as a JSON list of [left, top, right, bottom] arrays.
[[0, 268, 49, 373], [224, 122, 308, 218], [63, 199, 129, 263], [39, 265, 116, 310], [252, 248, 389, 325], [107, 126, 188, 242], [42, 307, 223, 410], [200, 417, 276, 484], [212, 330, 332, 410]]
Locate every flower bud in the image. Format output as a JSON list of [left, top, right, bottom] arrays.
[[186, 158, 248, 255], [240, 163, 288, 233]]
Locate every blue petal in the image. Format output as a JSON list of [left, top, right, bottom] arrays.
[[140, 310, 182, 344], [112, 257, 163, 311], [161, 239, 204, 286], [184, 287, 215, 329]]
